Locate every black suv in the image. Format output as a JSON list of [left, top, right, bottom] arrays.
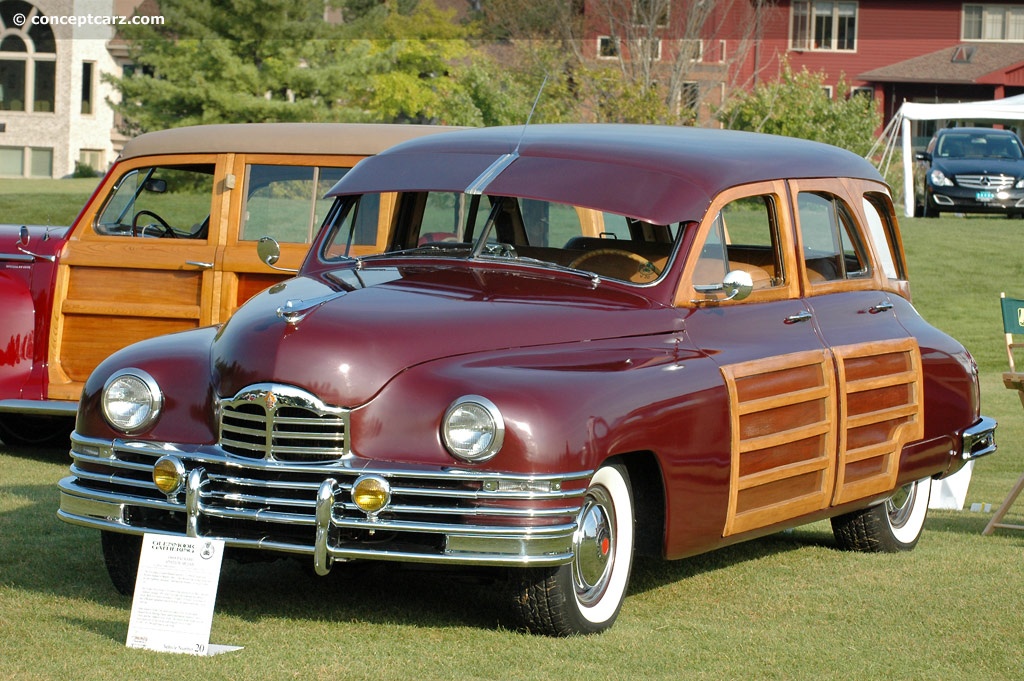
[[916, 127, 1024, 217]]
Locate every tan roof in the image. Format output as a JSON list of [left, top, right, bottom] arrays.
[[860, 43, 1024, 84], [119, 122, 463, 161]]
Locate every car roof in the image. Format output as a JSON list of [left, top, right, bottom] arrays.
[[119, 123, 462, 161], [327, 124, 884, 225], [935, 127, 1020, 137]]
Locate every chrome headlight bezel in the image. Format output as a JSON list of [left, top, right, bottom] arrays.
[[101, 368, 163, 434], [441, 395, 505, 463]]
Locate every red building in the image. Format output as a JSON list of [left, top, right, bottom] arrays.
[[578, 1, 1024, 137]]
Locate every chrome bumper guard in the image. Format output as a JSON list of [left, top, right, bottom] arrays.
[[57, 434, 591, 573], [961, 416, 997, 461]]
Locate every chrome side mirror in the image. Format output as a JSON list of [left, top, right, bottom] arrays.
[[722, 269, 754, 301], [257, 236, 298, 273], [692, 269, 754, 304], [16, 225, 55, 262]]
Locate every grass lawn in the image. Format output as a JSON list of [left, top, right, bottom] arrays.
[[0, 177, 102, 227], [1, 184, 1023, 680]]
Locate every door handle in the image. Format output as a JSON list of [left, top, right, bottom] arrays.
[[784, 310, 813, 324], [185, 260, 214, 269], [868, 301, 894, 314]]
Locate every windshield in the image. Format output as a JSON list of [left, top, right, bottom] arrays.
[[320, 191, 683, 285], [95, 165, 216, 238], [936, 132, 1024, 160]]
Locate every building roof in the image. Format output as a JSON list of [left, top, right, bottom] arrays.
[[119, 123, 462, 161], [330, 124, 882, 225], [860, 42, 1024, 85]]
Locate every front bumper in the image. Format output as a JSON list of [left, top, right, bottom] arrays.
[[928, 186, 1024, 214], [57, 434, 591, 574]]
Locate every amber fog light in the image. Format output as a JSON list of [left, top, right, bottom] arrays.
[[153, 455, 185, 495], [352, 475, 391, 515]]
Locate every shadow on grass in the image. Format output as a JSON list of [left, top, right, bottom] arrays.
[[6, 464, 1010, 638]]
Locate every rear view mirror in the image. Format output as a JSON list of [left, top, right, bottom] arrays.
[[143, 179, 167, 193]]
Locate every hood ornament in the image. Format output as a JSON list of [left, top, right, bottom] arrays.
[[276, 291, 346, 326]]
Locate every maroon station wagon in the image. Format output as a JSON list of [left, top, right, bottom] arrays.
[[58, 124, 996, 636]]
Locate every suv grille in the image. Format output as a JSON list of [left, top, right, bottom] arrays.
[[956, 173, 1015, 190], [219, 384, 349, 463]]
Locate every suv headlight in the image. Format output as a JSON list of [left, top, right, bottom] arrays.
[[442, 395, 504, 462], [929, 168, 954, 187], [102, 369, 163, 433]]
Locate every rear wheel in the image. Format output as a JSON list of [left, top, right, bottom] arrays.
[[101, 531, 142, 595], [831, 477, 932, 552], [511, 463, 634, 636]]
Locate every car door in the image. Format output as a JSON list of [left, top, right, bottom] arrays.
[[215, 153, 385, 320], [789, 179, 923, 507], [679, 181, 842, 537], [47, 153, 226, 402]]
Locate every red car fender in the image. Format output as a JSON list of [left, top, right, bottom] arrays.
[[0, 269, 36, 399]]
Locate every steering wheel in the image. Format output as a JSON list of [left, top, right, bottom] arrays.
[[568, 248, 661, 278], [131, 210, 176, 238]]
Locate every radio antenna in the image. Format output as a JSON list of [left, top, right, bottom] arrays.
[[514, 73, 549, 154]]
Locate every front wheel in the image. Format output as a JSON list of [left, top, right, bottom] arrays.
[[831, 477, 932, 553], [101, 531, 142, 595], [510, 463, 635, 636]]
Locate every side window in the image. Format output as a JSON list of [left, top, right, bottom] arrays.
[[241, 165, 350, 243], [94, 165, 215, 238], [693, 194, 782, 292], [797, 192, 870, 283], [862, 193, 905, 280]]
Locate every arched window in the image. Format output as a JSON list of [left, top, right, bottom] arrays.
[[0, 1, 56, 112]]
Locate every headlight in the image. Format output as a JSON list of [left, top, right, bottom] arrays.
[[1016, 178, 1024, 188], [442, 395, 504, 462], [101, 369, 163, 433], [929, 168, 953, 187]]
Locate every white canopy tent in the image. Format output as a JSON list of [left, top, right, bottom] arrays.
[[870, 94, 1024, 217]]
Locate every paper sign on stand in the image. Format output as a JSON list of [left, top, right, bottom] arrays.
[[126, 533, 242, 656]]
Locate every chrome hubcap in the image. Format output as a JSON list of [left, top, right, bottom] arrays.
[[572, 486, 615, 606], [886, 481, 918, 529]]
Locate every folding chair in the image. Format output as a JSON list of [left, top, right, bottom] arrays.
[[984, 293, 1024, 534]]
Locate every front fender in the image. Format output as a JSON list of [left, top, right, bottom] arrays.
[[352, 334, 731, 472], [0, 269, 36, 398], [76, 326, 220, 443]]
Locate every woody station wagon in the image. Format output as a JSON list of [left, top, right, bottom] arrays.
[[0, 122, 454, 446], [58, 124, 996, 636]]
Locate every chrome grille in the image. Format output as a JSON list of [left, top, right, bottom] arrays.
[[956, 173, 1015, 190], [219, 383, 349, 462]]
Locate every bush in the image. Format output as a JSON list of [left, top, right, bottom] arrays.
[[717, 63, 880, 156]]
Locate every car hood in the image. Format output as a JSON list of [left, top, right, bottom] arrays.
[[933, 157, 1024, 177], [211, 264, 680, 406]]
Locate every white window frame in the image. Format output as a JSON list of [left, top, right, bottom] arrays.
[[962, 4, 1024, 41], [597, 36, 620, 60], [790, 1, 858, 52]]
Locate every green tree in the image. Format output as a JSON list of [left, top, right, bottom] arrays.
[[716, 63, 880, 156], [108, 0, 529, 133]]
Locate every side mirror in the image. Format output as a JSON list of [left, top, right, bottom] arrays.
[[722, 269, 754, 301], [257, 236, 298, 273], [692, 269, 754, 304], [914, 151, 931, 162]]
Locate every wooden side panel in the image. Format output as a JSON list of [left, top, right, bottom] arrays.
[[56, 266, 203, 384], [722, 349, 836, 536], [831, 338, 924, 505]]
